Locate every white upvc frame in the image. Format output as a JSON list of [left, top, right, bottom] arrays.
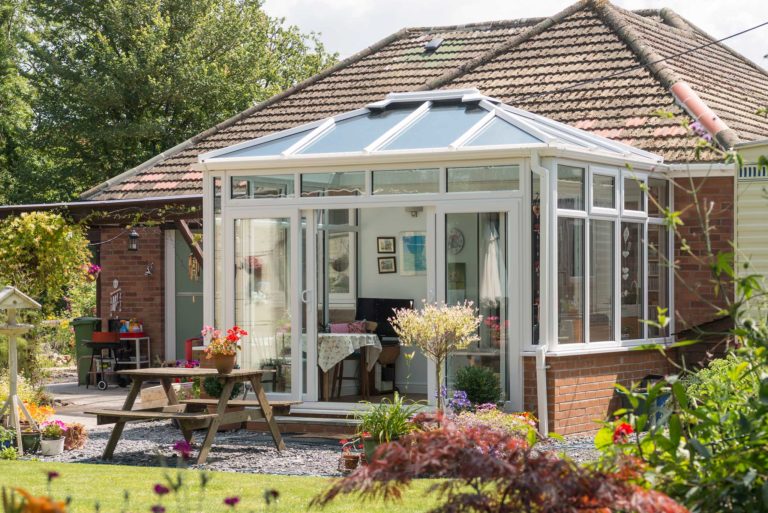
[[436, 198, 524, 410], [542, 160, 675, 355], [223, 206, 303, 402]]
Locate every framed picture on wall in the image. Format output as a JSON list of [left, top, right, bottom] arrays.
[[378, 256, 397, 274], [400, 231, 427, 275], [377, 237, 396, 254]]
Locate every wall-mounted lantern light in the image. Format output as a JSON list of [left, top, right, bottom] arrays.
[[128, 229, 139, 251]]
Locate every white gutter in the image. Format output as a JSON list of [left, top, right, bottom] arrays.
[[666, 162, 736, 178], [530, 150, 550, 436]]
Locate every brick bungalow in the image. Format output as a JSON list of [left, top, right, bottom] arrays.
[[3, 0, 767, 434]]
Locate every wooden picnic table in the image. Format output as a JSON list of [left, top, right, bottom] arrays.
[[86, 367, 291, 464]]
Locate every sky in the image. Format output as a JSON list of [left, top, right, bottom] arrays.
[[263, 0, 768, 69]]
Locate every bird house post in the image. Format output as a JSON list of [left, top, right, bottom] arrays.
[[0, 286, 41, 455]]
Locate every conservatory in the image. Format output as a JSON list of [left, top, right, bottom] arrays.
[[195, 89, 673, 412]]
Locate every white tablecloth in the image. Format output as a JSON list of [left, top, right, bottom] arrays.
[[317, 333, 382, 373]]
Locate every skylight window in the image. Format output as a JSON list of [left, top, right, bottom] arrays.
[[380, 103, 487, 151]]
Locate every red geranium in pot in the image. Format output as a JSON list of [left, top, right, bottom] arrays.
[[201, 325, 247, 374]]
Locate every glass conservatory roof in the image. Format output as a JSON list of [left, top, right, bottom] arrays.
[[199, 89, 662, 164]]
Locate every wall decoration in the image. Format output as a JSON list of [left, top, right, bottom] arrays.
[[328, 232, 351, 294], [378, 256, 397, 274], [400, 231, 427, 275], [447, 227, 465, 255], [377, 237, 396, 254]]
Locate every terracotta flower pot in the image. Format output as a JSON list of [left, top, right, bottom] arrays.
[[340, 452, 361, 472], [40, 437, 64, 456], [211, 354, 236, 374]]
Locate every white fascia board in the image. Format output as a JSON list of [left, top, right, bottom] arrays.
[[666, 162, 736, 177], [194, 146, 536, 172], [734, 138, 768, 149], [364, 101, 431, 152], [540, 145, 666, 171]]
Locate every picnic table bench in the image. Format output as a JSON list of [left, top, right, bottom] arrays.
[[86, 368, 295, 464]]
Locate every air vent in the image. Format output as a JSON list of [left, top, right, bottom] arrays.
[[424, 37, 444, 53]]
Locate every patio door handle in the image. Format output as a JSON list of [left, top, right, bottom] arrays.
[[301, 289, 311, 304]]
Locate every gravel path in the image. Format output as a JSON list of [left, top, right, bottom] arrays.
[[27, 422, 600, 476], [29, 422, 344, 477]]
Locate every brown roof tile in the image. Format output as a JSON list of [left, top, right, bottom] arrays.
[[83, 0, 768, 201]]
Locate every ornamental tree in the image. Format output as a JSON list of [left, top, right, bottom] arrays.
[[0, 211, 90, 312], [390, 301, 480, 409], [312, 418, 688, 513]]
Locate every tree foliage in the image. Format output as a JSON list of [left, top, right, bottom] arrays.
[[0, 0, 336, 203], [313, 417, 688, 513], [0, 211, 90, 311]]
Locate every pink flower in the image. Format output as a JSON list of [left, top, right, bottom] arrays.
[[172, 440, 193, 460], [151, 505, 165, 513], [153, 484, 170, 496], [224, 496, 240, 508]]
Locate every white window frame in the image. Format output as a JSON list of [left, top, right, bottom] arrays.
[[549, 161, 674, 354]]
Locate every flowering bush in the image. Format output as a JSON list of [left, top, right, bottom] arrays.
[[312, 419, 688, 512], [201, 325, 247, 358], [452, 405, 537, 442], [445, 390, 472, 413], [390, 301, 480, 409], [40, 420, 68, 440], [22, 402, 55, 425]]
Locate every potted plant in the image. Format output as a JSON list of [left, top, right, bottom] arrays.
[[40, 420, 68, 456], [390, 301, 481, 410], [338, 438, 363, 473], [202, 376, 244, 431], [354, 392, 422, 462], [201, 325, 248, 374]]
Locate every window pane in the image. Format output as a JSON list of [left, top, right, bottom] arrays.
[[217, 129, 312, 158], [590, 220, 615, 342], [231, 175, 294, 199], [447, 165, 520, 192], [593, 174, 615, 209], [298, 108, 415, 154], [465, 117, 542, 146], [648, 225, 669, 338], [372, 168, 439, 195], [532, 172, 541, 345], [558, 217, 585, 343], [624, 177, 645, 211], [235, 217, 292, 392], [648, 178, 669, 217], [557, 165, 585, 210], [621, 222, 644, 340], [301, 172, 365, 197], [382, 103, 487, 151]]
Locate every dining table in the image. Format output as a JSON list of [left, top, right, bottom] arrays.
[[86, 367, 288, 464], [317, 333, 382, 400]]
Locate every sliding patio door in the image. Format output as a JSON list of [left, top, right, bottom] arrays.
[[225, 208, 302, 400], [436, 202, 522, 408]]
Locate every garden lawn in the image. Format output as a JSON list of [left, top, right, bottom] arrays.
[[0, 460, 437, 513]]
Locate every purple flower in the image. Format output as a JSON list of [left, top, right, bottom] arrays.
[[47, 471, 60, 482], [151, 505, 165, 513], [172, 440, 193, 460], [690, 121, 713, 143], [153, 484, 170, 496], [224, 496, 240, 508]]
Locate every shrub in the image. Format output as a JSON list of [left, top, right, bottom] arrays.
[[453, 365, 501, 405], [202, 377, 242, 399], [312, 419, 688, 513], [355, 392, 422, 443], [0, 447, 18, 460], [63, 423, 87, 451], [452, 405, 537, 441]]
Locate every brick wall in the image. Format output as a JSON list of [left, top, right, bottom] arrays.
[[97, 226, 166, 360], [522, 350, 674, 435], [674, 176, 734, 330]]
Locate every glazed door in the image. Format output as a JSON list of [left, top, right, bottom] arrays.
[[225, 208, 302, 400], [436, 201, 522, 408]]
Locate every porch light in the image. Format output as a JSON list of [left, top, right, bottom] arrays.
[[128, 229, 139, 251]]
